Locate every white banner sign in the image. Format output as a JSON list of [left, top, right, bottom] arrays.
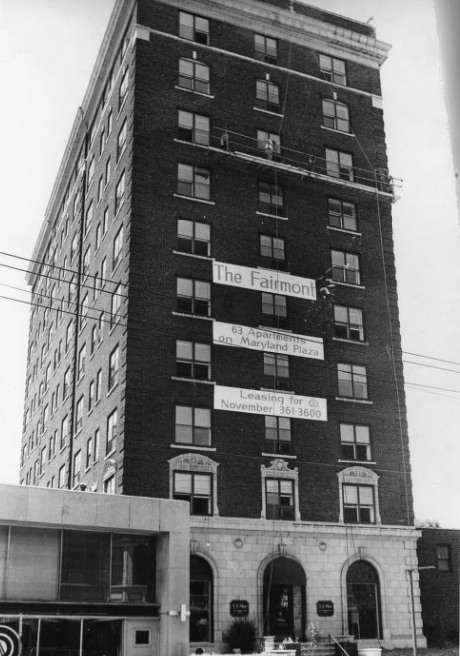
[[213, 321, 324, 360], [213, 261, 317, 301], [214, 385, 327, 422]]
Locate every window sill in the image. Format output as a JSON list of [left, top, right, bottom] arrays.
[[321, 125, 354, 137], [335, 397, 373, 405], [331, 281, 365, 290], [332, 337, 368, 347], [105, 449, 116, 459], [256, 211, 288, 221], [174, 138, 211, 148], [174, 85, 214, 99], [339, 459, 376, 465], [173, 250, 214, 262], [262, 452, 297, 459], [173, 193, 215, 206], [253, 107, 284, 118], [171, 376, 216, 385], [327, 226, 362, 236], [170, 444, 216, 452], [172, 311, 214, 322], [107, 384, 118, 398], [260, 386, 295, 394]]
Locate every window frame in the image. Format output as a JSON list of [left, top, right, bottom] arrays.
[[173, 471, 213, 516], [179, 11, 209, 44], [340, 423, 371, 462], [176, 277, 211, 316], [325, 148, 354, 181], [337, 362, 368, 400], [178, 58, 210, 95], [175, 405, 211, 447], [265, 478, 295, 520], [177, 218, 211, 257], [322, 98, 350, 132], [177, 109, 210, 146], [331, 249, 361, 286], [258, 181, 284, 215], [264, 416, 292, 455], [176, 340, 211, 380], [327, 198, 357, 232], [334, 304, 364, 342], [107, 408, 118, 455], [256, 79, 280, 113], [436, 544, 452, 572], [319, 53, 347, 85], [177, 163, 211, 200], [342, 483, 375, 524], [254, 33, 278, 64]]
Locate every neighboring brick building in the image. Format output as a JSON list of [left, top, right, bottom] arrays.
[[417, 528, 459, 646], [19, 0, 423, 651]]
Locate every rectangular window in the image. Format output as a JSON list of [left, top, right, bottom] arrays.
[[334, 305, 364, 341], [343, 484, 375, 523], [266, 479, 294, 520], [108, 345, 120, 390], [77, 344, 86, 379], [107, 409, 118, 454], [319, 54, 347, 85], [73, 450, 81, 486], [177, 110, 210, 145], [179, 11, 209, 44], [331, 249, 361, 285], [264, 353, 289, 380], [322, 99, 350, 132], [83, 247, 91, 280], [258, 181, 284, 214], [115, 172, 126, 213], [254, 34, 277, 64], [58, 465, 66, 489], [75, 397, 84, 433], [256, 79, 280, 112], [337, 363, 368, 400], [173, 472, 212, 515], [105, 158, 111, 186], [257, 130, 281, 158], [86, 437, 93, 469], [175, 406, 211, 446], [60, 415, 69, 450], [177, 219, 210, 256], [88, 380, 95, 412], [328, 198, 357, 231], [436, 544, 451, 571], [265, 416, 291, 454], [260, 234, 285, 267], [326, 148, 354, 181], [87, 158, 95, 191], [96, 369, 102, 403], [177, 277, 211, 316], [177, 163, 210, 200], [63, 367, 71, 399], [117, 119, 127, 161], [176, 341, 211, 380], [340, 424, 371, 461], [84, 202, 93, 236], [111, 284, 122, 327], [94, 428, 100, 462], [261, 292, 287, 325], [113, 225, 124, 269], [119, 68, 129, 107], [178, 58, 210, 94]]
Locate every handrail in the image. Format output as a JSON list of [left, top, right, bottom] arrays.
[[329, 634, 353, 656]]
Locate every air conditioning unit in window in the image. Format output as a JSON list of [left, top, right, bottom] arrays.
[[279, 508, 294, 520]]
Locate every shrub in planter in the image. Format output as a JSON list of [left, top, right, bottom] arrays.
[[223, 618, 257, 654]]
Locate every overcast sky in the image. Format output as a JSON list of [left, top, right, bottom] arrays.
[[0, 0, 458, 528]]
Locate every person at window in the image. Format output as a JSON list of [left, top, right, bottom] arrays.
[[264, 138, 275, 160], [220, 130, 229, 150]]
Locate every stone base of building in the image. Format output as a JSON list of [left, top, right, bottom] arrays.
[[189, 517, 426, 650]]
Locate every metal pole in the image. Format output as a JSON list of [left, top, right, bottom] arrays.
[[408, 569, 417, 656]]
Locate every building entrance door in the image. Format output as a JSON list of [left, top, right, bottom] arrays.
[[263, 557, 306, 641], [346, 561, 382, 639]]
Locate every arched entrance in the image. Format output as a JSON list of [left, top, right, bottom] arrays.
[[263, 557, 306, 640], [190, 555, 213, 642], [346, 560, 382, 639]]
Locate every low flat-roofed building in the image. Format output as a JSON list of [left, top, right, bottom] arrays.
[[0, 484, 190, 656]]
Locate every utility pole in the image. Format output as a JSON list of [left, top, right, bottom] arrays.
[[406, 566, 436, 656]]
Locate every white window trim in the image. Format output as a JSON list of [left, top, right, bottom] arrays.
[[260, 458, 300, 521], [169, 452, 219, 516], [337, 466, 381, 524]]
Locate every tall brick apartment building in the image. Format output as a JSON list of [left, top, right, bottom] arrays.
[[20, 0, 423, 650]]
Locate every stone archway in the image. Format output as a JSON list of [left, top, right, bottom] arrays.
[[263, 556, 306, 641], [346, 560, 382, 639]]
